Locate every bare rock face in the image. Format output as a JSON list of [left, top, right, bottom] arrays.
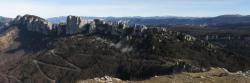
[[66, 16, 88, 34], [14, 15, 53, 34], [11, 14, 198, 44], [12, 15, 134, 36], [12, 15, 22, 24], [132, 24, 148, 35]]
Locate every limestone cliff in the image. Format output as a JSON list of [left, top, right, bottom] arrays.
[[12, 15, 200, 44], [13, 15, 53, 34], [66, 15, 88, 34]]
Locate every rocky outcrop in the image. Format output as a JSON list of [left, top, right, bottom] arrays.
[[66, 16, 88, 34], [11, 15, 129, 36], [76, 76, 122, 83], [11, 14, 199, 43], [13, 15, 53, 34]]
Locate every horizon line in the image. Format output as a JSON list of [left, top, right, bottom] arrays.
[[1, 14, 250, 19]]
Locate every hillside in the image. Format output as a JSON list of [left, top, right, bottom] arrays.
[[0, 27, 18, 48], [78, 67, 250, 83], [163, 24, 250, 57], [1, 15, 250, 83]]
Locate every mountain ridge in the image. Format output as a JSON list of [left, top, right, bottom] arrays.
[[46, 14, 250, 25], [1, 14, 250, 83]]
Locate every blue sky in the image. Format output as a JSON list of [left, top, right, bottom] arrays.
[[0, 0, 249, 18]]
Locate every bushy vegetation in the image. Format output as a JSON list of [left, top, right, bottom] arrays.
[[15, 28, 249, 83], [3, 24, 250, 83], [165, 23, 250, 57]]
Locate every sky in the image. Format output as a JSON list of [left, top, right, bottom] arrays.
[[0, 0, 249, 18]]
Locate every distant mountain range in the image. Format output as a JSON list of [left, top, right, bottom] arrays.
[[0, 16, 12, 32], [47, 14, 250, 26], [0, 16, 12, 23]]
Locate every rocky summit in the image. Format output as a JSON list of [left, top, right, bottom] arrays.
[[1, 14, 250, 83], [12, 14, 133, 36], [13, 15, 53, 34], [66, 15, 89, 34]]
